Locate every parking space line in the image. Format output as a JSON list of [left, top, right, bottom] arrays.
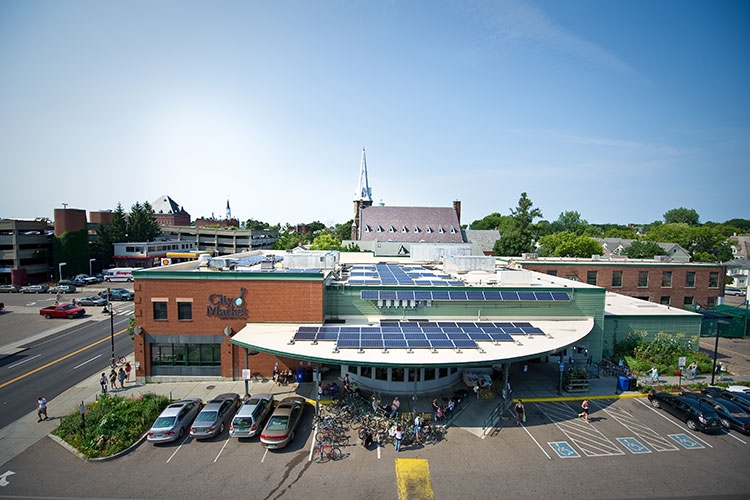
[[214, 439, 230, 463], [520, 423, 552, 460], [166, 436, 190, 463], [594, 400, 677, 452], [634, 398, 713, 448], [261, 446, 270, 462], [535, 402, 624, 457]]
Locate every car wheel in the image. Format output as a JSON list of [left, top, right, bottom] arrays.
[[720, 418, 731, 429], [219, 422, 225, 434], [650, 399, 660, 408], [178, 427, 185, 439], [44, 314, 51, 319], [67, 314, 74, 319], [686, 419, 698, 431]]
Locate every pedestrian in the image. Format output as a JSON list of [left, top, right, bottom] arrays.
[[109, 368, 117, 391], [431, 398, 440, 420], [118, 367, 126, 389], [413, 414, 423, 444], [124, 361, 132, 382], [687, 361, 698, 379], [37, 396, 48, 422], [578, 399, 590, 423], [317, 383, 324, 399], [273, 366, 280, 384], [716, 362, 725, 381], [99, 372, 108, 394], [343, 373, 351, 394], [395, 425, 403, 452], [514, 399, 525, 426], [474, 379, 484, 399], [390, 396, 400, 418]]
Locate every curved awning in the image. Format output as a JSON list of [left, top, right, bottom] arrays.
[[231, 317, 594, 368]]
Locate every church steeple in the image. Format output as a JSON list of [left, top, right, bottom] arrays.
[[351, 147, 373, 240], [226, 198, 231, 220], [354, 147, 372, 202]]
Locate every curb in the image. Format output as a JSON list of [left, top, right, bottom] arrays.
[[516, 392, 648, 403]]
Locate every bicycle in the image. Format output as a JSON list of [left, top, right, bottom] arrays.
[[313, 440, 342, 463], [110, 355, 127, 369]]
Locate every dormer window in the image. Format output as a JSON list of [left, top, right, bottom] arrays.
[[450, 226, 457, 234], [389, 225, 397, 233], [425, 225, 433, 233], [413, 226, 420, 233], [401, 225, 408, 233], [438, 226, 445, 234], [376, 225, 384, 233], [363, 225, 371, 233]]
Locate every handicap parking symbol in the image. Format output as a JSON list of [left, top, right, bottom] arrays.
[[548, 441, 580, 458], [668, 434, 704, 449], [617, 437, 651, 454]]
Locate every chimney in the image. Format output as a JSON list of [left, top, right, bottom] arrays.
[[453, 200, 461, 225]]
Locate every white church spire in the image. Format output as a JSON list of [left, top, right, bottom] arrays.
[[354, 147, 372, 202]]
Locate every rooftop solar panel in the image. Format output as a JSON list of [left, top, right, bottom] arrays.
[[293, 331, 316, 341], [379, 290, 397, 300], [452, 339, 479, 349], [407, 339, 431, 348], [361, 339, 383, 348], [437, 321, 457, 328], [316, 331, 339, 340], [360, 290, 379, 300], [488, 332, 514, 341], [429, 339, 454, 348], [551, 292, 571, 301], [396, 291, 415, 300], [466, 291, 485, 301], [414, 291, 432, 300], [500, 291, 519, 301], [517, 291, 536, 301], [425, 332, 448, 340], [504, 327, 523, 334], [431, 291, 450, 300], [449, 291, 467, 301], [483, 291, 501, 301], [456, 322, 476, 328], [337, 339, 359, 349], [297, 326, 319, 333], [522, 327, 545, 335], [384, 339, 408, 348], [467, 332, 491, 341], [534, 291, 554, 301], [493, 322, 514, 328], [514, 322, 533, 328]]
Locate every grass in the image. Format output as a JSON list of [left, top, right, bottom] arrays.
[[52, 393, 170, 459]]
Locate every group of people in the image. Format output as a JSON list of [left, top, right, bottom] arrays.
[[99, 362, 132, 394], [272, 367, 293, 386], [513, 398, 591, 425]]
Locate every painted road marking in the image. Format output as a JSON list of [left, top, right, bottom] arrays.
[[537, 401, 624, 457], [395, 458, 435, 500], [669, 434, 704, 449], [596, 400, 677, 452], [548, 441, 579, 458], [617, 437, 651, 454], [0, 471, 15, 486]]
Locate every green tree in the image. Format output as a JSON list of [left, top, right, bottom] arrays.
[[552, 211, 588, 234], [469, 212, 512, 231], [601, 226, 638, 239], [309, 233, 342, 251], [334, 220, 353, 241], [127, 202, 161, 242], [663, 207, 700, 225], [493, 193, 542, 256], [623, 240, 664, 259], [108, 203, 128, 243], [538, 232, 603, 258]]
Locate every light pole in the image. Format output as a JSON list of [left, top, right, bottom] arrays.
[[89, 258, 96, 276], [58, 262, 67, 282], [710, 320, 730, 385], [105, 287, 114, 364]]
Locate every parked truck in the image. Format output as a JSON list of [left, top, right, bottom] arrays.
[[39, 303, 86, 319]]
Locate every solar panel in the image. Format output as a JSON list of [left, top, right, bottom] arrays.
[[551, 292, 571, 301], [493, 322, 514, 328], [384, 338, 408, 348], [522, 327, 545, 335], [431, 291, 450, 300], [456, 322, 476, 328], [382, 332, 405, 340], [429, 339, 454, 348], [442, 327, 462, 334], [316, 331, 339, 340], [405, 332, 427, 340], [483, 291, 501, 301], [425, 332, 448, 340], [446, 332, 470, 340], [449, 291, 467, 301], [407, 339, 431, 348], [361, 333, 382, 340], [361, 339, 384, 348], [500, 291, 519, 301], [437, 321, 457, 328], [414, 291, 432, 300], [340, 326, 361, 334], [504, 327, 523, 334], [514, 322, 532, 328], [297, 326, 318, 333], [467, 332, 491, 341], [293, 331, 316, 341], [452, 339, 479, 349], [466, 291, 485, 301], [379, 290, 397, 300], [396, 290, 415, 300], [360, 290, 379, 300], [534, 291, 554, 301], [488, 332, 514, 341], [337, 338, 359, 348], [517, 291, 536, 301]]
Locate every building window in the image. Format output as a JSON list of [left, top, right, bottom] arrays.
[[151, 343, 220, 366], [375, 367, 388, 381], [707, 297, 717, 307], [438, 367, 448, 378], [661, 271, 672, 288], [683, 296, 693, 306], [709, 272, 719, 288], [612, 271, 623, 287], [660, 296, 670, 305], [153, 302, 168, 320], [685, 272, 695, 288], [638, 271, 649, 287], [177, 302, 192, 321], [392, 367, 405, 382], [547, 270, 557, 276], [424, 368, 436, 381], [586, 270, 597, 285], [360, 366, 372, 378]]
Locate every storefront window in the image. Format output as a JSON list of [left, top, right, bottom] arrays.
[[438, 367, 449, 379], [375, 367, 388, 381], [424, 368, 436, 381], [392, 367, 405, 382], [151, 343, 219, 366], [361, 366, 372, 378]]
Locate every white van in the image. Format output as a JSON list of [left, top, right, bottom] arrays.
[[103, 268, 135, 282]]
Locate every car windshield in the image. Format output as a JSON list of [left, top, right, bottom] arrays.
[[153, 416, 177, 428], [195, 411, 218, 423], [265, 416, 289, 431], [61, 304, 76, 310]]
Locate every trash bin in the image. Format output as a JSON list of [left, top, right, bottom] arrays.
[[295, 368, 305, 383], [617, 375, 629, 392], [304, 368, 313, 383], [628, 377, 638, 391]]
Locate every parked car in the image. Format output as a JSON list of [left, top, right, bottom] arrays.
[[74, 274, 100, 285], [648, 391, 723, 433], [49, 284, 76, 294], [21, 285, 49, 294], [727, 385, 750, 394], [77, 295, 108, 307], [229, 394, 275, 439], [681, 392, 750, 434], [99, 289, 134, 301], [147, 398, 203, 443], [260, 396, 306, 449], [189, 393, 241, 439], [703, 387, 750, 411], [724, 287, 746, 296], [0, 284, 21, 293]]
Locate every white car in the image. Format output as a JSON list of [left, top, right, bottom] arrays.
[[725, 288, 746, 296]]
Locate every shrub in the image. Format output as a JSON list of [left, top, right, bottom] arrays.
[[53, 393, 170, 458]]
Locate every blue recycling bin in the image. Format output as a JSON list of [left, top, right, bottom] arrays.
[[295, 368, 305, 383], [617, 375, 630, 392]]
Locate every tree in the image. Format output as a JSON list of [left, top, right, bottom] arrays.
[[334, 220, 353, 241], [623, 240, 664, 259], [469, 213, 512, 231], [108, 203, 128, 243], [493, 193, 542, 256], [552, 211, 588, 234], [309, 233, 342, 251], [663, 207, 700, 225], [127, 202, 161, 242], [537, 232, 603, 258]]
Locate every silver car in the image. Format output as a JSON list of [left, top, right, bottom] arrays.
[[229, 394, 275, 439], [190, 393, 240, 439], [147, 398, 203, 443]]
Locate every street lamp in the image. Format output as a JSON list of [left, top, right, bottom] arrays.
[[710, 319, 730, 385], [58, 262, 67, 282], [89, 258, 96, 276]]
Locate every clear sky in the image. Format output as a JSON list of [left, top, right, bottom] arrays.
[[1, 0, 748, 228]]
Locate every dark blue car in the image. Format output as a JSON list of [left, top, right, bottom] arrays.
[[682, 392, 750, 435]]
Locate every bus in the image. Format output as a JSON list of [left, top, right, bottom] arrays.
[[103, 268, 136, 282]]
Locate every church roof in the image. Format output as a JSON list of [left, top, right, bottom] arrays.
[[151, 195, 186, 215], [358, 205, 464, 243]]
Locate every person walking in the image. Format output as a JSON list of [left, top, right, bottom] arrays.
[[124, 361, 132, 382], [716, 362, 725, 381], [118, 367, 126, 389], [109, 368, 117, 391], [99, 373, 108, 394], [390, 397, 401, 418], [514, 399, 525, 426], [394, 425, 403, 452], [578, 399, 590, 423], [413, 414, 423, 444], [37, 396, 48, 422]]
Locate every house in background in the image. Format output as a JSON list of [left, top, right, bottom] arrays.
[[597, 238, 691, 262], [152, 195, 191, 227]]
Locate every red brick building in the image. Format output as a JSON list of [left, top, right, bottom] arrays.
[[514, 257, 724, 308]]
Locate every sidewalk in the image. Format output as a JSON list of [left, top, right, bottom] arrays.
[[2, 360, 749, 468]]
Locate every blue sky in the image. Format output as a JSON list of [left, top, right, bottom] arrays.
[[1, 0, 748, 228]]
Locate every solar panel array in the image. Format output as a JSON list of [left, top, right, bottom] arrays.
[[292, 321, 546, 350], [360, 289, 570, 302], [348, 263, 464, 286]]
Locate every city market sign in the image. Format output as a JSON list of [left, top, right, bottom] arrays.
[[207, 288, 248, 319]]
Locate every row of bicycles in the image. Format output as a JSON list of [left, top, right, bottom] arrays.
[[311, 391, 447, 462]]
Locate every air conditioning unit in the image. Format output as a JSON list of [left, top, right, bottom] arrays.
[[522, 253, 538, 260]]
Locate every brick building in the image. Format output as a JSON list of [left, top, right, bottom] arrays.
[[513, 256, 725, 308]]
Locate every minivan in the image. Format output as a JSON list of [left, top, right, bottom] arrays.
[[229, 394, 275, 438]]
